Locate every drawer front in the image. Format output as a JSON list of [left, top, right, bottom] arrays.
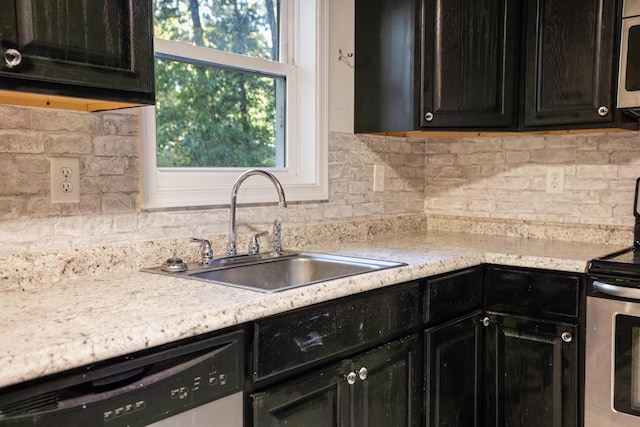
[[424, 266, 483, 325], [484, 265, 583, 320], [252, 282, 420, 382]]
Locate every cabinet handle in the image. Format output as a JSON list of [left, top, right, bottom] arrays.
[[424, 112, 434, 122], [3, 49, 22, 68], [481, 317, 490, 327], [358, 367, 368, 380], [346, 372, 357, 385], [561, 332, 573, 343], [597, 106, 609, 117]]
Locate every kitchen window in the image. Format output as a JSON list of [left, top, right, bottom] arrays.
[[141, 0, 328, 208]]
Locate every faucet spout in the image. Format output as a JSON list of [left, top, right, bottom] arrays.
[[228, 169, 287, 256]]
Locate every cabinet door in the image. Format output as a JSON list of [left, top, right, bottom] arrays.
[[253, 282, 419, 383], [424, 266, 483, 325], [484, 312, 578, 427], [251, 360, 351, 427], [354, 0, 419, 133], [425, 311, 484, 427], [0, 0, 153, 103], [351, 335, 422, 427], [522, 0, 616, 127], [421, 0, 519, 128]]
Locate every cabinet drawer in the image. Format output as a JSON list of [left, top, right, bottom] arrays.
[[252, 282, 420, 382], [484, 265, 583, 320], [424, 266, 483, 325]]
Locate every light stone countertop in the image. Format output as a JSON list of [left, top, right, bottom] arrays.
[[0, 230, 628, 389]]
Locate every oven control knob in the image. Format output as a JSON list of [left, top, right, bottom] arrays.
[[561, 332, 573, 343]]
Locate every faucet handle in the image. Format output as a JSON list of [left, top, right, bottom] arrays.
[[191, 238, 214, 264], [248, 231, 269, 255]]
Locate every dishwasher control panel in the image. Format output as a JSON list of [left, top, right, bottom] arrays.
[[0, 330, 244, 427]]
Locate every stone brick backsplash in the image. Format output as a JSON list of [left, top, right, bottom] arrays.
[[2, 102, 640, 256], [423, 131, 640, 226], [0, 105, 425, 254]]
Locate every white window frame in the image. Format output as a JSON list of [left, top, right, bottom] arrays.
[[140, 0, 328, 209]]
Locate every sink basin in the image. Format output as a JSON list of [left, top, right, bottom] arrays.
[[143, 252, 406, 293]]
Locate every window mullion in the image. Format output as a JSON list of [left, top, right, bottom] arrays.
[[154, 38, 294, 78]]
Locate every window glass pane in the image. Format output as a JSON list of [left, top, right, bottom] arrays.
[[154, 0, 280, 61], [155, 57, 285, 168]]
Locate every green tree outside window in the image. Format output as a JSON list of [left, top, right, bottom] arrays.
[[154, 0, 283, 168]]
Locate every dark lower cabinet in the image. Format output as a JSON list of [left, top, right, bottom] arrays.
[[251, 334, 422, 427], [424, 265, 583, 427], [251, 360, 351, 427], [484, 312, 578, 427], [425, 310, 484, 427]]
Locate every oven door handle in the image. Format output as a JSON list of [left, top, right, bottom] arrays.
[[593, 280, 640, 300]]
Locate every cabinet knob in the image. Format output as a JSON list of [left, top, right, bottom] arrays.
[[481, 317, 490, 327], [561, 332, 573, 343], [424, 112, 434, 122], [597, 106, 609, 117], [3, 49, 22, 68], [358, 367, 368, 380], [346, 371, 357, 385]]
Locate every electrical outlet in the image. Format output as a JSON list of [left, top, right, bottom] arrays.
[[51, 157, 80, 203], [373, 164, 385, 192], [546, 166, 565, 194]]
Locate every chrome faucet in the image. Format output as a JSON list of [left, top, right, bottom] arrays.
[[228, 169, 287, 256]]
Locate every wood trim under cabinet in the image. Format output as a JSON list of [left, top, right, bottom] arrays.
[[0, 90, 143, 112], [377, 128, 636, 139]]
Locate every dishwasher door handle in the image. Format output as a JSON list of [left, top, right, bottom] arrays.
[[593, 280, 640, 300]]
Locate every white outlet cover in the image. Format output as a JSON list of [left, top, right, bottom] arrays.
[[51, 157, 80, 203], [546, 166, 565, 194]]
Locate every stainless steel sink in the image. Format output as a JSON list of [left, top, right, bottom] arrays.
[[143, 252, 406, 293]]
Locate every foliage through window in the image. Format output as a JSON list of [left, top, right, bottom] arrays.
[[153, 0, 284, 168]]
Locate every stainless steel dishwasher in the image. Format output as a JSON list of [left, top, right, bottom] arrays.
[[0, 330, 243, 427]]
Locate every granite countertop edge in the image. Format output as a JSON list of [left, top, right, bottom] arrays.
[[0, 231, 626, 390]]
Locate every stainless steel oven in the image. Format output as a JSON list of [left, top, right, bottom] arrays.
[[585, 270, 640, 426], [585, 178, 640, 426], [618, 0, 640, 115]]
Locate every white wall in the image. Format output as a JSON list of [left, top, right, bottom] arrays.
[[329, 0, 355, 133]]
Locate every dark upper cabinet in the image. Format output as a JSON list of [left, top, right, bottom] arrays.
[[354, 0, 420, 133], [421, 0, 519, 129], [355, 0, 636, 132], [522, 0, 616, 128], [0, 0, 154, 111]]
